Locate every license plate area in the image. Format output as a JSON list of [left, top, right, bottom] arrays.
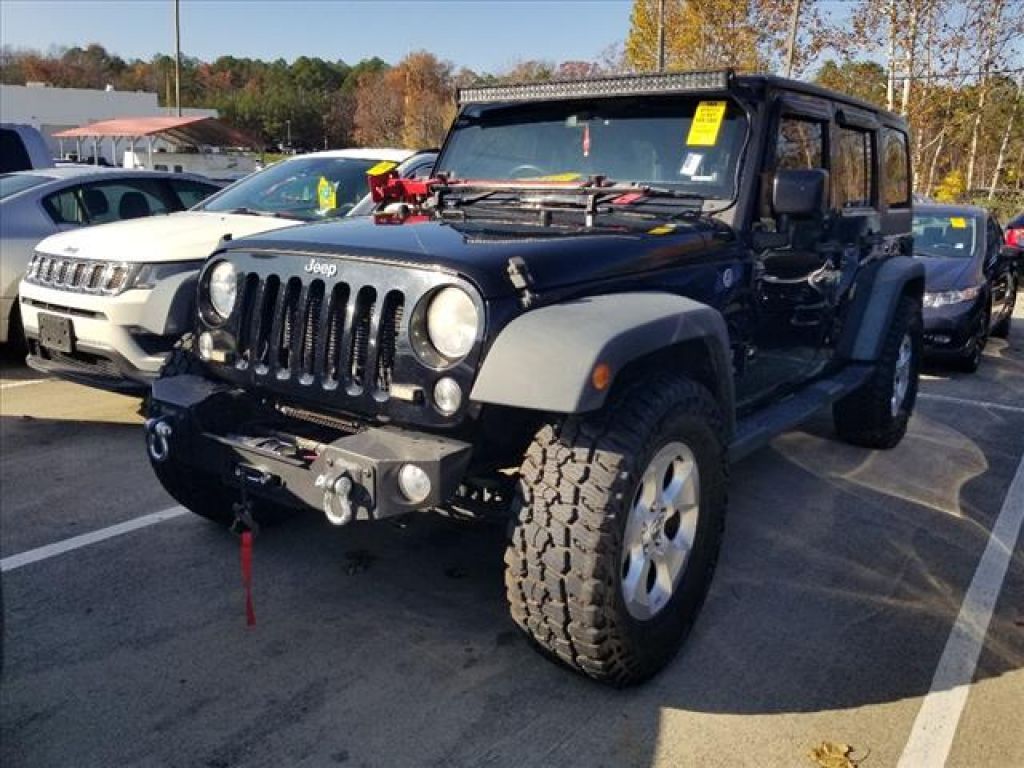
[[38, 312, 74, 354]]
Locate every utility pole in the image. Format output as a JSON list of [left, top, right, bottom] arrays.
[[657, 0, 666, 72], [174, 0, 182, 117], [784, 0, 802, 78]]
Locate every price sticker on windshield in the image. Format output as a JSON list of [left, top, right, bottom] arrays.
[[949, 216, 967, 229], [687, 101, 728, 146], [366, 160, 399, 177], [317, 176, 337, 212]]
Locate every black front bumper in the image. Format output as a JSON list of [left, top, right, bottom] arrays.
[[922, 299, 983, 355], [147, 374, 473, 523]]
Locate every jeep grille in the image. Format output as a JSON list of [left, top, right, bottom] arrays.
[[233, 271, 405, 398]]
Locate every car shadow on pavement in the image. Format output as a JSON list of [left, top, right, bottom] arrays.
[[77, 409, 1018, 768], [3, 345, 1024, 767]]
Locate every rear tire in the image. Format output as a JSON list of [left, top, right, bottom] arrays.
[[834, 295, 921, 449], [505, 374, 727, 686]]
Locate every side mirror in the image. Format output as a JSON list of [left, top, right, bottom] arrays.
[[772, 169, 829, 218]]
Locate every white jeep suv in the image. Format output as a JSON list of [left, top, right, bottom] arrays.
[[20, 148, 432, 392]]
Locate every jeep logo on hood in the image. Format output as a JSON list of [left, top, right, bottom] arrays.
[[304, 258, 337, 278]]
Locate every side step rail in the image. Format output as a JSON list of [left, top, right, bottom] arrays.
[[728, 363, 874, 463]]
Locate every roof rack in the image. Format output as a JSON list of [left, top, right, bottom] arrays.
[[458, 70, 733, 105]]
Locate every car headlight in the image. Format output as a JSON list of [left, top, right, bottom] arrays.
[[207, 261, 237, 319], [923, 286, 981, 308], [133, 260, 205, 290], [426, 286, 478, 359]]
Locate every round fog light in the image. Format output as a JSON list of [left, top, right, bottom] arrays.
[[398, 463, 432, 504], [433, 377, 462, 415], [198, 331, 214, 361]]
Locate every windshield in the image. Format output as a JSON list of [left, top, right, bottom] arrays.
[[0, 173, 52, 200], [201, 156, 395, 221], [436, 95, 747, 201], [913, 213, 978, 259]]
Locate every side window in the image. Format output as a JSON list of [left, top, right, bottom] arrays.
[[882, 127, 910, 207], [775, 117, 824, 169], [77, 179, 173, 224], [835, 126, 874, 209], [42, 187, 88, 226], [168, 178, 218, 209]]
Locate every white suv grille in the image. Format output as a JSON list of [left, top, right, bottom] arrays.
[[26, 253, 134, 295]]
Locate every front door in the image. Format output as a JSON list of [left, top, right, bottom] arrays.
[[737, 110, 839, 406]]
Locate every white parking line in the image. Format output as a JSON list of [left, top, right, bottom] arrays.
[[918, 392, 1024, 415], [897, 451, 1024, 767], [0, 378, 49, 390], [0, 506, 187, 572]]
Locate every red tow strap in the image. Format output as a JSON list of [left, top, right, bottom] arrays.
[[241, 531, 256, 626]]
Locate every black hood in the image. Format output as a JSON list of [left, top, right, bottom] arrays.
[[916, 254, 981, 292], [222, 214, 732, 298]]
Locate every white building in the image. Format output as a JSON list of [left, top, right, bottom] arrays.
[[0, 82, 216, 163]]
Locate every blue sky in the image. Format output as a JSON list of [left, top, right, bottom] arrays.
[[0, 0, 634, 73]]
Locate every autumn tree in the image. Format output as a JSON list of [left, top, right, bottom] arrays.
[[625, 0, 779, 73]]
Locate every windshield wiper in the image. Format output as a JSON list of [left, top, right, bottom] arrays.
[[221, 206, 304, 220]]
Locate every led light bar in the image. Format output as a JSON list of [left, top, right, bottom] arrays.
[[458, 70, 732, 105]]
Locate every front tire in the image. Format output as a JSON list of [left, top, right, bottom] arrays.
[[834, 295, 922, 448], [147, 333, 278, 527], [504, 374, 727, 686]]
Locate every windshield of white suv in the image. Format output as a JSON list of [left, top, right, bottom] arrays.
[[201, 156, 393, 221], [437, 95, 748, 201], [0, 173, 51, 200], [912, 213, 978, 259]]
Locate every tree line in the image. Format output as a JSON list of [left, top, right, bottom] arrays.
[[1, 0, 1021, 216]]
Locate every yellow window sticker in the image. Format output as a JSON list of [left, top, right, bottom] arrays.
[[687, 101, 728, 146], [949, 216, 967, 229], [317, 176, 337, 212], [535, 172, 582, 181], [366, 160, 399, 176]]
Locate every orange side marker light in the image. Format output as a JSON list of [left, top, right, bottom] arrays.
[[592, 363, 611, 391]]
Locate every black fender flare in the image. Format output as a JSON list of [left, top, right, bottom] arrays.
[[470, 292, 734, 431], [837, 256, 925, 362]]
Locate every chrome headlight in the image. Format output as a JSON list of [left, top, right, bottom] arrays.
[[923, 286, 981, 308], [207, 261, 237, 319], [426, 286, 478, 359]]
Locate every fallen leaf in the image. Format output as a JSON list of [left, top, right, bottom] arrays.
[[808, 741, 869, 768]]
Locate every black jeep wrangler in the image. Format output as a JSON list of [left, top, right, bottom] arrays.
[[146, 70, 923, 686]]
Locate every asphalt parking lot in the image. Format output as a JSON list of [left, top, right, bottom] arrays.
[[1, 298, 1022, 768]]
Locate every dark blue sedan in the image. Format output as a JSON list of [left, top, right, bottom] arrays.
[[913, 204, 1017, 371]]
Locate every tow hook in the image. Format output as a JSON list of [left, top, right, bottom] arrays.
[[316, 472, 354, 526], [145, 418, 172, 462]]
